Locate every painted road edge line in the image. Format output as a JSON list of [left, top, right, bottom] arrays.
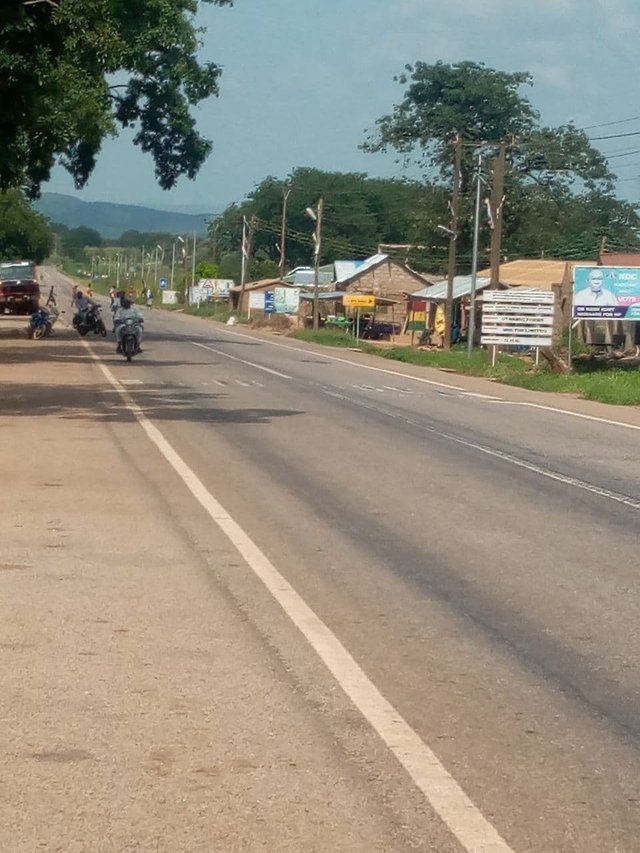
[[89, 351, 515, 853], [192, 340, 292, 379], [322, 387, 640, 512], [212, 325, 640, 431]]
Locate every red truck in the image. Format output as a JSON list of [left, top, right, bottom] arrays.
[[0, 260, 40, 315]]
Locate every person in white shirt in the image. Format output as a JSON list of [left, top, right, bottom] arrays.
[[574, 269, 617, 307]]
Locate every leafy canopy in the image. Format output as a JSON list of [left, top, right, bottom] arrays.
[[0, 0, 232, 197], [213, 167, 450, 276], [0, 191, 53, 263], [363, 60, 636, 263], [364, 60, 614, 193]]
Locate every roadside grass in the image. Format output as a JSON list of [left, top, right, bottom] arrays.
[[292, 329, 640, 406]]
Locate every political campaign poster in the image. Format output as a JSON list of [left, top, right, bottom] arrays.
[[573, 267, 640, 319]]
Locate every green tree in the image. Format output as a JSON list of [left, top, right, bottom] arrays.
[[0, 191, 53, 262], [196, 260, 219, 278], [214, 168, 450, 274], [0, 0, 231, 197], [363, 61, 613, 192], [364, 61, 633, 264], [61, 226, 103, 259]]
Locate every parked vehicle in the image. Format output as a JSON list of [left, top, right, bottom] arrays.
[[72, 305, 107, 337], [28, 305, 60, 339], [0, 260, 40, 315]]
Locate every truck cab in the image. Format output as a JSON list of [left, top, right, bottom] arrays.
[[0, 260, 40, 315]]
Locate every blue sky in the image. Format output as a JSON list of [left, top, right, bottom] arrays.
[[45, 0, 640, 212]]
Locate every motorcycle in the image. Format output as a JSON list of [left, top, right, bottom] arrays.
[[118, 316, 144, 362], [73, 305, 107, 337], [28, 305, 60, 340]]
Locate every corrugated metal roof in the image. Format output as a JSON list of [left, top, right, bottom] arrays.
[[476, 259, 594, 288], [600, 252, 640, 267], [335, 254, 389, 283], [411, 276, 491, 301], [299, 291, 345, 301], [230, 278, 297, 292]]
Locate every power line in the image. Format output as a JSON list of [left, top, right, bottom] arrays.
[[590, 130, 640, 141], [584, 115, 640, 130]]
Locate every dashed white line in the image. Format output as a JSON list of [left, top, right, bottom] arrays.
[[192, 340, 292, 379], [209, 326, 640, 430], [87, 343, 515, 853]]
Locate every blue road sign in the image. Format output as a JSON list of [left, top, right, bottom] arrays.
[[264, 291, 275, 314], [160, 277, 168, 290]]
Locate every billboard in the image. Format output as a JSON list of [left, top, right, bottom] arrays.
[[274, 287, 300, 314], [481, 290, 555, 347], [573, 267, 640, 319]]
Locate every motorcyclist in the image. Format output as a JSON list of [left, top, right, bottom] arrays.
[[73, 289, 97, 314], [72, 289, 99, 331], [114, 297, 144, 354]]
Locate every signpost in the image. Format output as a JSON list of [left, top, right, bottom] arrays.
[[161, 290, 178, 305], [481, 290, 555, 366], [159, 277, 168, 290], [264, 291, 275, 314], [248, 291, 264, 319], [343, 294, 375, 309]]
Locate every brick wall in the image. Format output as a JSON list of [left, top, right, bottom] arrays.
[[343, 261, 427, 321]]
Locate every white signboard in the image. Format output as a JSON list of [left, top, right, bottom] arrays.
[[199, 278, 233, 297], [249, 291, 265, 311], [274, 287, 300, 314], [481, 290, 555, 347], [189, 285, 209, 305], [162, 290, 179, 305]]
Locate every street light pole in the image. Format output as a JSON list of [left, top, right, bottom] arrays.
[[190, 230, 197, 305], [467, 152, 483, 359], [306, 199, 324, 331]]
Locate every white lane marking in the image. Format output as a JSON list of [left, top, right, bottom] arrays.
[[192, 340, 292, 379], [487, 399, 640, 431], [119, 378, 143, 386], [322, 388, 640, 512], [209, 327, 640, 431], [382, 385, 413, 395], [88, 348, 514, 853]]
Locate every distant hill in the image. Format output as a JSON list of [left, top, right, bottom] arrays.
[[34, 192, 212, 239]]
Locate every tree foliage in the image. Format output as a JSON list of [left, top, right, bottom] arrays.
[[0, 190, 53, 262], [60, 225, 103, 258], [364, 61, 614, 193], [213, 167, 450, 275], [364, 60, 637, 265], [0, 0, 232, 197]]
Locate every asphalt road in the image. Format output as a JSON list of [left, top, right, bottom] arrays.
[[3, 266, 640, 851]]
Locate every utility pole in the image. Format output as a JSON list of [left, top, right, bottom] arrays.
[[189, 230, 197, 305], [209, 220, 220, 265], [239, 216, 253, 317], [467, 152, 483, 358], [312, 198, 324, 331], [489, 141, 507, 289], [279, 184, 291, 280], [443, 135, 462, 351]]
